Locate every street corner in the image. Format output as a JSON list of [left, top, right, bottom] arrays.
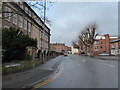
[[31, 64, 64, 89], [23, 63, 64, 89]]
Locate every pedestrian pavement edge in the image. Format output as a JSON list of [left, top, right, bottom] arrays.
[[23, 61, 63, 89]]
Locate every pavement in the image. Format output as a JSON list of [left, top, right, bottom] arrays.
[[2, 55, 63, 88]]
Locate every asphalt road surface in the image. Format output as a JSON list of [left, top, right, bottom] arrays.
[[39, 54, 118, 88]]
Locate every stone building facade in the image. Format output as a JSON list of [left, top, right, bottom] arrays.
[[2, 2, 51, 62]]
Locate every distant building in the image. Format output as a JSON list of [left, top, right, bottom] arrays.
[[71, 46, 79, 55], [50, 43, 71, 53], [79, 34, 118, 56], [93, 34, 117, 55], [67, 47, 71, 51], [50, 43, 66, 53], [110, 39, 120, 55], [66, 46, 72, 54]]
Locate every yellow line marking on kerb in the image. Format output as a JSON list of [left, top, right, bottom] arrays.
[[33, 65, 64, 89]]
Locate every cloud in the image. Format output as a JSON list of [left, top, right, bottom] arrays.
[[48, 2, 118, 46]]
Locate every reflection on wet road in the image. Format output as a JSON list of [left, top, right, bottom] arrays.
[[40, 54, 118, 88]]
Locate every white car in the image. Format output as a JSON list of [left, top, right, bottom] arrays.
[[99, 53, 109, 56]]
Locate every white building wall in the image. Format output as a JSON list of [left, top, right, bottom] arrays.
[[111, 48, 120, 55], [71, 46, 79, 54]]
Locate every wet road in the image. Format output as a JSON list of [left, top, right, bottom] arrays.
[[40, 54, 118, 88]]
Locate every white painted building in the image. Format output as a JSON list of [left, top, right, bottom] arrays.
[[71, 46, 79, 54]]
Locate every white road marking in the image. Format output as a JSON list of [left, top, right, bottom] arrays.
[[102, 63, 115, 67], [100, 60, 107, 62], [82, 60, 86, 62], [48, 68, 53, 70]]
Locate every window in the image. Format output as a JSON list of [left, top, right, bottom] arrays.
[[19, 15, 23, 28], [46, 43, 48, 48], [95, 46, 98, 50], [39, 30, 41, 38], [28, 10, 31, 17], [95, 41, 98, 44], [115, 43, 118, 47], [13, 14, 17, 25], [100, 41, 102, 44], [14, 2, 17, 4], [5, 7, 11, 21], [19, 2, 24, 9], [20, 5, 23, 9], [24, 19, 27, 30], [28, 22, 31, 32], [41, 32, 43, 39], [42, 41, 44, 47], [25, 7, 28, 13]]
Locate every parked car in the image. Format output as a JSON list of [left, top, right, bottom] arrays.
[[64, 53, 68, 56], [99, 53, 110, 56]]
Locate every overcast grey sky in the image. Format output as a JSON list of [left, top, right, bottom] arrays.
[[34, 2, 118, 46]]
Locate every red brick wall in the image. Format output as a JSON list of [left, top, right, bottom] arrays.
[[119, 41, 120, 48], [104, 34, 110, 53], [50, 44, 66, 53], [93, 34, 117, 55]]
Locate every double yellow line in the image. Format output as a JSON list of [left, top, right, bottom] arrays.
[[32, 65, 64, 89]]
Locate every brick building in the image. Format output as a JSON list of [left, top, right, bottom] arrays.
[[50, 43, 71, 53], [110, 39, 120, 55], [93, 34, 117, 55], [2, 2, 51, 61], [79, 34, 118, 56], [67, 47, 71, 51], [50, 43, 66, 53]]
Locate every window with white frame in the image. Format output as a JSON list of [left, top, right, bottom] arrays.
[[24, 19, 27, 30], [116, 43, 118, 48], [25, 7, 28, 14], [47, 36, 48, 41], [19, 2, 24, 9], [42, 41, 43, 47], [46, 43, 48, 49], [13, 14, 17, 25], [28, 22, 31, 32], [19, 15, 23, 28], [94, 41, 98, 45], [28, 10, 31, 17], [39, 30, 41, 38], [41, 32, 43, 39], [14, 2, 18, 4], [5, 7, 11, 21], [46, 36, 48, 41]]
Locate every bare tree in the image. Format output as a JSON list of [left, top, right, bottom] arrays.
[[1, 1, 54, 26], [78, 30, 89, 54], [27, 1, 54, 25], [78, 23, 98, 56]]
